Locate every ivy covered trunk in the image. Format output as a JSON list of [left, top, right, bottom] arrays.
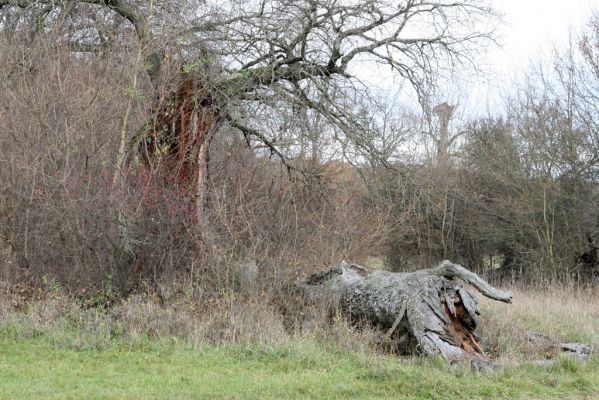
[[138, 70, 219, 225]]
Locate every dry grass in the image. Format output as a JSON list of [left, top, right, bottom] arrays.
[[0, 282, 596, 364], [0, 285, 379, 357], [0, 295, 285, 350], [1, 285, 598, 399], [478, 287, 599, 362]]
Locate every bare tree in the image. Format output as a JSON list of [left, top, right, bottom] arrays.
[[432, 102, 457, 166], [1, 2, 497, 133], [1, 0, 497, 222]]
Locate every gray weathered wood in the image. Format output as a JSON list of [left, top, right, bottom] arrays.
[[302, 260, 512, 361], [526, 331, 592, 360]]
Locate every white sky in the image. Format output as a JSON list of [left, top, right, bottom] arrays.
[[491, 0, 597, 72], [471, 0, 599, 115], [350, 0, 599, 120]]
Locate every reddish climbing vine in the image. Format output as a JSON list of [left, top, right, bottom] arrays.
[[138, 68, 220, 223]]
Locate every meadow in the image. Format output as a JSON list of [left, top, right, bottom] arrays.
[[0, 288, 597, 399]]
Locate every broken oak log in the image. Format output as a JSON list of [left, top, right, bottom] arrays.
[[303, 260, 512, 361]]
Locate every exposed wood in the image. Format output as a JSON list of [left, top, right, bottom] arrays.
[[526, 331, 592, 360], [303, 260, 512, 361], [426, 260, 512, 303]]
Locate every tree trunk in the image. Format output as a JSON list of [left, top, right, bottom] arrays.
[[302, 260, 512, 361]]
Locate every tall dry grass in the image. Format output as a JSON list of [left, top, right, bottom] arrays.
[[478, 287, 598, 362], [0, 279, 595, 363], [0, 281, 380, 356]]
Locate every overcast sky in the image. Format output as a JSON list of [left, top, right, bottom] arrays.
[[491, 0, 597, 73], [352, 1, 599, 119], [472, 0, 599, 114]]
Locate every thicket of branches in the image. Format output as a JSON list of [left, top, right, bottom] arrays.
[[379, 17, 599, 286], [1, 0, 598, 306]]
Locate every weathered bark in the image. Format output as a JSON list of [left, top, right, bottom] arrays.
[[525, 331, 592, 361], [303, 260, 512, 361]]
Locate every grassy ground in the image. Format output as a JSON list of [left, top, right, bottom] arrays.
[[1, 333, 598, 399], [0, 288, 598, 399], [478, 288, 599, 360]]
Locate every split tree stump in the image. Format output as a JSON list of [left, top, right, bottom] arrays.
[[303, 260, 512, 361]]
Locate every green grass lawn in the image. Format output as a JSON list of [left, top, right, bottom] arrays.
[[1, 333, 597, 400]]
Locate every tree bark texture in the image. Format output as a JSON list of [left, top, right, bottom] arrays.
[[303, 260, 512, 361]]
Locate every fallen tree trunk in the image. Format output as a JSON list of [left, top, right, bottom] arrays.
[[303, 260, 512, 361], [526, 331, 592, 361]]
